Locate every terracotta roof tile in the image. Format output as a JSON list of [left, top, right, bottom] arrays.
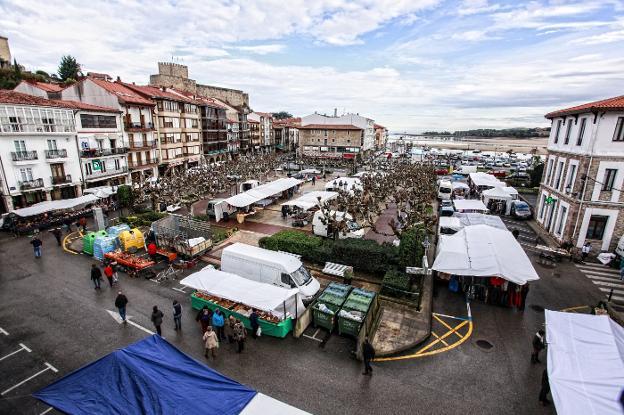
[[21, 81, 65, 93], [0, 90, 119, 113], [121, 83, 198, 104], [87, 78, 154, 106], [546, 95, 624, 118], [299, 124, 362, 130]]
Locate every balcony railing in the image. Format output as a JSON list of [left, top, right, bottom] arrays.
[[45, 149, 68, 159], [11, 151, 38, 161], [129, 140, 157, 149], [124, 121, 155, 130], [86, 166, 128, 178], [80, 148, 128, 158], [51, 174, 72, 185], [19, 178, 44, 190], [128, 158, 159, 168]]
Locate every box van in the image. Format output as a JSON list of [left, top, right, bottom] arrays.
[[438, 180, 453, 200], [312, 210, 365, 239], [240, 180, 259, 193], [220, 243, 320, 302], [455, 165, 477, 175], [206, 198, 236, 222]]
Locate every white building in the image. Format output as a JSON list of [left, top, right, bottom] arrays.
[[0, 91, 83, 212], [301, 112, 375, 153], [537, 95, 624, 251]]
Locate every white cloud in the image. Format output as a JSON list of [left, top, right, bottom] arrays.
[[234, 44, 286, 55]]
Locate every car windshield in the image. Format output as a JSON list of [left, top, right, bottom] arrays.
[[440, 187, 451, 193], [291, 265, 312, 286]]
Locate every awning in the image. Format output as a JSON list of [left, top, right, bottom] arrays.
[[34, 335, 310, 415], [545, 310, 624, 415], [453, 199, 488, 213], [482, 186, 513, 200], [432, 224, 539, 285], [469, 172, 503, 188], [281, 191, 338, 210], [180, 268, 305, 318], [452, 182, 469, 190], [225, 178, 302, 208], [12, 194, 98, 217]]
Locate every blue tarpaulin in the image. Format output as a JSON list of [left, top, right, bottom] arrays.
[[33, 335, 257, 415]]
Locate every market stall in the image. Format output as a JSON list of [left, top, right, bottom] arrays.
[[281, 191, 338, 211], [545, 310, 624, 415], [468, 172, 504, 194], [225, 178, 302, 209], [180, 268, 305, 338], [104, 250, 155, 277], [481, 187, 513, 215], [151, 214, 212, 258], [452, 199, 488, 214]]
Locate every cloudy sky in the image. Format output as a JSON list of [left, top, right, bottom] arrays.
[[1, 0, 623, 132]]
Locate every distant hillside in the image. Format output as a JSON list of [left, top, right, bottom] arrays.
[[421, 128, 550, 138]]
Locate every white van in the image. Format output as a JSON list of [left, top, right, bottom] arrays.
[[206, 199, 236, 222], [455, 165, 477, 175], [239, 180, 260, 193], [220, 243, 321, 302], [438, 180, 453, 200], [312, 210, 365, 239]]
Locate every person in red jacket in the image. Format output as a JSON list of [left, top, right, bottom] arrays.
[[147, 242, 157, 260], [104, 263, 115, 287]]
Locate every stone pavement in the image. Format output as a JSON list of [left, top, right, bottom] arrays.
[[364, 202, 398, 244]]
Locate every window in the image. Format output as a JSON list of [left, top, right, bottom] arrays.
[[539, 195, 546, 219], [564, 121, 572, 144], [47, 139, 58, 150], [614, 117, 624, 141], [19, 168, 33, 181], [586, 215, 608, 239], [602, 169, 617, 191], [14, 140, 26, 153], [576, 118, 587, 146], [80, 114, 117, 129], [554, 161, 564, 188], [114, 159, 120, 170], [566, 164, 577, 192], [553, 120, 562, 143], [84, 163, 92, 175], [545, 159, 554, 184], [556, 206, 567, 235]]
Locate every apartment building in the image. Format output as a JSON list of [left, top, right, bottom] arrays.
[[247, 112, 273, 153], [301, 112, 375, 156], [123, 84, 202, 174], [537, 94, 624, 251], [60, 76, 158, 184], [298, 124, 364, 159], [374, 123, 388, 150], [0, 91, 89, 212], [273, 117, 300, 153]]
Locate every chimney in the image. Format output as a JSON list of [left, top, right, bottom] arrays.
[[334, 108, 337, 117], [116, 76, 121, 82]]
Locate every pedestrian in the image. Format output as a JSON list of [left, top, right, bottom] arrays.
[[362, 337, 376, 375], [151, 305, 164, 336], [250, 309, 259, 339], [200, 308, 212, 333], [538, 368, 551, 406], [90, 263, 102, 290], [30, 235, 43, 258], [233, 319, 247, 353], [51, 228, 62, 246], [115, 291, 128, 323], [212, 309, 225, 340], [173, 300, 182, 330], [531, 329, 546, 364], [225, 315, 236, 343], [581, 242, 592, 262], [312, 175, 316, 186], [203, 326, 218, 359], [103, 263, 114, 287], [79, 216, 87, 232]]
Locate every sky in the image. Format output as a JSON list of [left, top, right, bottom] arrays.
[[1, 0, 623, 132]]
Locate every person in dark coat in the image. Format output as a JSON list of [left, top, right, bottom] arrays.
[[531, 329, 546, 363], [362, 337, 376, 375], [30, 236, 42, 258], [90, 264, 102, 290], [173, 300, 182, 330], [250, 309, 259, 339], [538, 368, 551, 406], [115, 291, 128, 322], [51, 228, 62, 246], [151, 305, 164, 336]]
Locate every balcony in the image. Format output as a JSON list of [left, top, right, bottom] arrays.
[[80, 148, 128, 158], [128, 158, 159, 169], [45, 149, 68, 159], [11, 151, 38, 161], [129, 140, 157, 149], [124, 121, 155, 131], [51, 174, 72, 185], [19, 178, 44, 190], [85, 166, 128, 180]]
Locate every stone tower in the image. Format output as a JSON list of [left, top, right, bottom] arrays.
[[0, 36, 12, 69]]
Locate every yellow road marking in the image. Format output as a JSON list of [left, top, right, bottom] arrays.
[[433, 314, 465, 339], [416, 320, 468, 355], [431, 331, 448, 346], [62, 232, 80, 255]]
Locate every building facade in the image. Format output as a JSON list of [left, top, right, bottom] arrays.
[[374, 123, 388, 150], [248, 112, 274, 152], [0, 91, 83, 212], [273, 117, 300, 153], [301, 113, 375, 155], [537, 95, 624, 251], [14, 80, 64, 100], [298, 124, 364, 159]]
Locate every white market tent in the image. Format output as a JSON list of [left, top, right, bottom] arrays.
[[83, 186, 117, 198], [545, 310, 624, 415], [454, 213, 508, 231], [469, 172, 504, 189], [452, 182, 469, 190], [324, 177, 363, 193], [180, 268, 305, 319], [502, 186, 518, 199], [299, 168, 320, 175], [453, 199, 488, 213], [225, 178, 302, 208], [281, 191, 338, 211], [432, 224, 539, 285], [12, 194, 99, 217], [241, 393, 311, 415], [482, 187, 514, 215]]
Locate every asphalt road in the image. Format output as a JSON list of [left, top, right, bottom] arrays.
[[0, 223, 608, 415]]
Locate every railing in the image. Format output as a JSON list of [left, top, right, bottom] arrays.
[[19, 178, 44, 190], [80, 147, 128, 157], [128, 158, 159, 168], [45, 149, 68, 159], [11, 151, 38, 161], [124, 121, 155, 130], [129, 140, 157, 149], [51, 174, 72, 185], [86, 166, 128, 178]]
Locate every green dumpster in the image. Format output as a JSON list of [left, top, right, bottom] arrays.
[[338, 288, 376, 337], [82, 230, 107, 256], [312, 283, 352, 331]]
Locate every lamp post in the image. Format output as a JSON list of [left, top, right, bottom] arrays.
[[422, 234, 431, 270]]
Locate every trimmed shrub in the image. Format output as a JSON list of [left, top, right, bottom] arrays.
[[382, 269, 411, 291], [398, 227, 425, 269]]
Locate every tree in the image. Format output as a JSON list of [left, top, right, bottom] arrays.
[[530, 163, 544, 187], [58, 55, 82, 81], [272, 111, 293, 120], [116, 185, 134, 215]]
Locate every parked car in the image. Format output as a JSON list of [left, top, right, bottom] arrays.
[[490, 170, 507, 178], [510, 200, 532, 219], [506, 172, 531, 187], [435, 168, 449, 175]]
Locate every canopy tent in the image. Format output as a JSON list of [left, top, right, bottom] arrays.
[[34, 335, 308, 415], [225, 178, 302, 208], [453, 199, 488, 213], [12, 194, 98, 217], [432, 224, 539, 285], [452, 182, 469, 190], [324, 177, 363, 193], [468, 172, 503, 189], [281, 191, 338, 211], [545, 310, 624, 415], [502, 186, 518, 199], [180, 268, 305, 319], [299, 168, 320, 175], [454, 212, 508, 231], [482, 187, 513, 215], [83, 186, 117, 198]]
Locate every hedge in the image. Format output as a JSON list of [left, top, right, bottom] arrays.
[[398, 227, 425, 269], [119, 211, 168, 228], [259, 230, 399, 275], [381, 269, 411, 291]]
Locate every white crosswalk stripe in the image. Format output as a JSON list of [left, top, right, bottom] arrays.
[[575, 263, 624, 311]]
